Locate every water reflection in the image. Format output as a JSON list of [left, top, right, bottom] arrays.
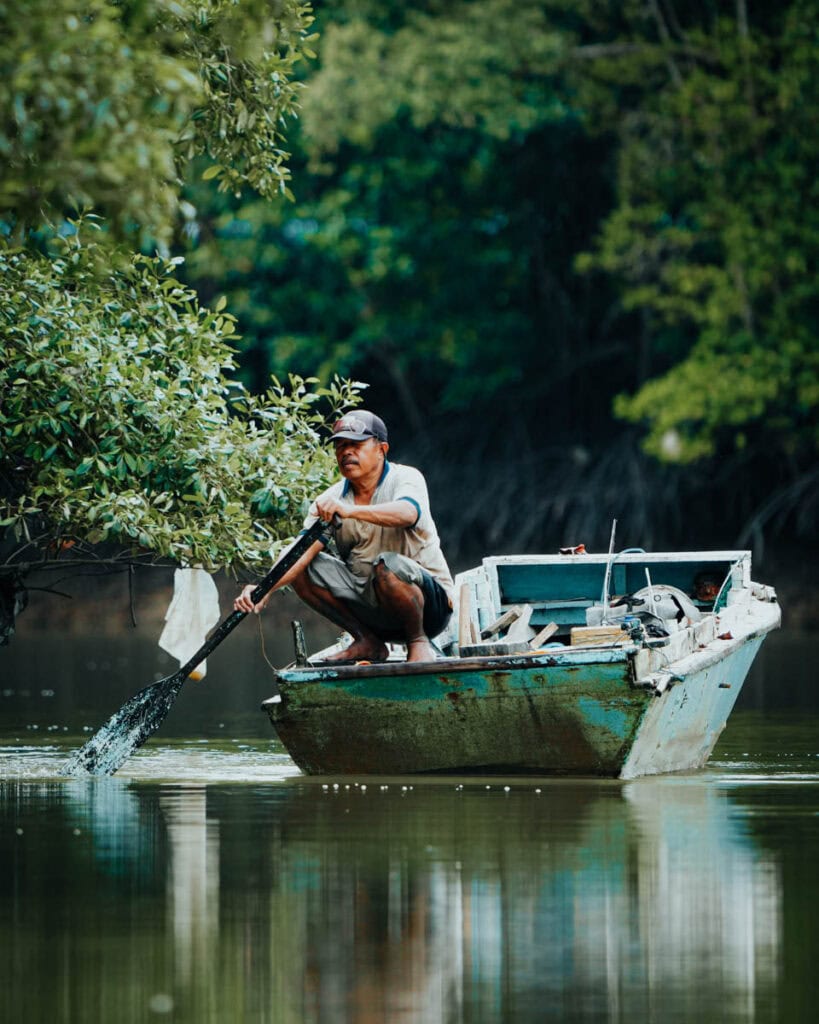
[[272, 780, 783, 1022], [160, 787, 220, 988], [1, 772, 795, 1023], [622, 782, 781, 1017]]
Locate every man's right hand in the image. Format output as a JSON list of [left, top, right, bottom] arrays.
[[234, 584, 270, 614], [315, 496, 350, 523]]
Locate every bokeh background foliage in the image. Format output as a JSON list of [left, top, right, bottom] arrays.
[[2, 0, 818, 596], [182, 0, 819, 559]]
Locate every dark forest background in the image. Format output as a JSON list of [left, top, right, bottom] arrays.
[[178, 0, 819, 568]]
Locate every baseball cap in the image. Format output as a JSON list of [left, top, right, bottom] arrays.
[[331, 410, 388, 443]]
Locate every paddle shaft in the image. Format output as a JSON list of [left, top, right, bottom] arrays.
[[176, 519, 327, 680]]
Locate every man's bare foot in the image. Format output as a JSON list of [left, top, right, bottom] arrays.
[[322, 638, 389, 664], [406, 638, 436, 663]]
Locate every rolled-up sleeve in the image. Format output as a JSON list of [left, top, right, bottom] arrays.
[[395, 468, 430, 529]]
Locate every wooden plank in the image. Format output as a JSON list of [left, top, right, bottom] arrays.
[[480, 605, 523, 639], [529, 621, 558, 649], [570, 625, 625, 647], [460, 640, 531, 657], [458, 584, 478, 647]]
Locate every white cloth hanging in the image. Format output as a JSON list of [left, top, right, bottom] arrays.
[[159, 568, 220, 680]]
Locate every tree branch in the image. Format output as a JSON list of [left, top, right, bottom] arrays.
[[0, 556, 176, 576], [647, 0, 683, 86], [571, 43, 720, 67], [659, 0, 685, 41], [370, 343, 429, 443]]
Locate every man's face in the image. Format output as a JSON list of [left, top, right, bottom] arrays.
[[334, 437, 387, 481]]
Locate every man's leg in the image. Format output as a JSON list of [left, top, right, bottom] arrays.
[[372, 559, 436, 663], [291, 571, 388, 663]]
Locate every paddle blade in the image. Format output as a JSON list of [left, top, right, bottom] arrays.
[[65, 672, 186, 776]]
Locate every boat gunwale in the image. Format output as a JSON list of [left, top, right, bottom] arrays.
[[273, 643, 639, 683], [480, 549, 752, 566]]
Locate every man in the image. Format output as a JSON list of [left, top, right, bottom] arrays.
[[234, 410, 454, 663]]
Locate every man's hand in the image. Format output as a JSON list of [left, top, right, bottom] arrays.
[[315, 496, 350, 522], [234, 584, 270, 614]]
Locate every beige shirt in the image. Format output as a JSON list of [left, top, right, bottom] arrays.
[[304, 461, 454, 601]]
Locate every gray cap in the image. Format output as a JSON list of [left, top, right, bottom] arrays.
[[331, 410, 388, 443]]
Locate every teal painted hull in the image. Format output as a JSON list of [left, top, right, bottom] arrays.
[[266, 651, 655, 776], [263, 549, 781, 777]]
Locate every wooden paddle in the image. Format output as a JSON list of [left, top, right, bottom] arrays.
[[65, 519, 327, 776]]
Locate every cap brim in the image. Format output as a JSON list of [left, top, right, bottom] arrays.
[[331, 430, 375, 442]]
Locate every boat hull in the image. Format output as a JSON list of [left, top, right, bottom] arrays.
[[265, 634, 764, 777], [621, 635, 764, 778], [267, 652, 645, 776], [263, 549, 781, 778]]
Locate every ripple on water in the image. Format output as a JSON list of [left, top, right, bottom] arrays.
[[4, 741, 817, 787], [716, 771, 819, 786], [0, 739, 303, 784], [709, 751, 819, 784]]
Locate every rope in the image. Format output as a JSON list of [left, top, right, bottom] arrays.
[[257, 612, 279, 676]]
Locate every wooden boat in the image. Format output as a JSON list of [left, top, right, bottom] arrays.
[[262, 549, 780, 778]]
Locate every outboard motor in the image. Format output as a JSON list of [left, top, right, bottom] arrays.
[[586, 585, 701, 635]]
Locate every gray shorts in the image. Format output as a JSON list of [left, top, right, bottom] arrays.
[[307, 551, 452, 639]]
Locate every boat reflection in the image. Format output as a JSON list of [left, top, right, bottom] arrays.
[[2, 773, 783, 1023], [156, 777, 781, 1022]]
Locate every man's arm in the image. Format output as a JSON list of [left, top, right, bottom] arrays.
[[233, 536, 325, 614], [315, 496, 418, 528]]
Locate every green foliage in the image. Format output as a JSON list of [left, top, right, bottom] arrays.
[[182, 0, 616, 433], [575, 1, 819, 464], [0, 1, 368, 591], [0, 237, 360, 571], [300, 0, 565, 153], [0, 0, 315, 249]]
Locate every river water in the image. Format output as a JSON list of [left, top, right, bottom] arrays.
[[1, 626, 817, 1023]]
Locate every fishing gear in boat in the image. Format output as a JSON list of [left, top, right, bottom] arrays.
[[65, 518, 328, 777]]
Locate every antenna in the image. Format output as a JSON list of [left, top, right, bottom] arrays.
[[645, 567, 656, 618], [600, 519, 617, 624]]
